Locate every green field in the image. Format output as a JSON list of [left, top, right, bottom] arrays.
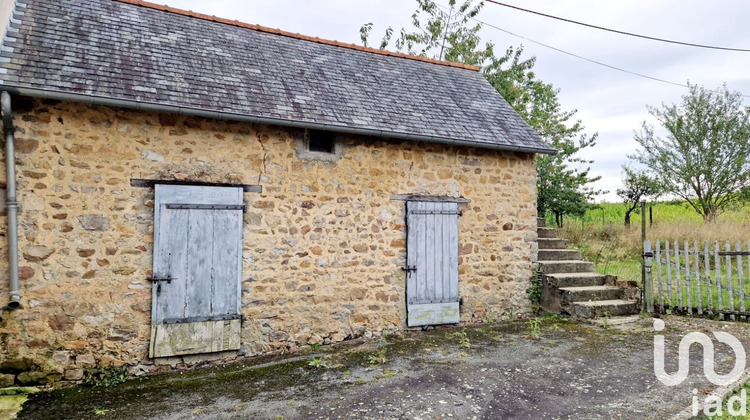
[[550, 200, 750, 285]]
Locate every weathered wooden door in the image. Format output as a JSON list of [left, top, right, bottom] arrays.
[[405, 201, 460, 327], [149, 185, 244, 358]]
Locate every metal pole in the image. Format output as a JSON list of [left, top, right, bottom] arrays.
[[1, 91, 20, 309]]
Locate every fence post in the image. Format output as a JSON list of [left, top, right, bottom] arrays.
[[641, 200, 647, 310], [649, 206, 653, 226], [643, 240, 654, 313]]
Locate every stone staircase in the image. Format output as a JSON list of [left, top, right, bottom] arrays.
[[537, 218, 640, 318]]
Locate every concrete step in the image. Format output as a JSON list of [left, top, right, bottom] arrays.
[[538, 260, 595, 274], [538, 238, 568, 250], [537, 227, 558, 239], [545, 273, 607, 288], [537, 218, 546, 228], [538, 249, 582, 261], [570, 299, 640, 318], [559, 285, 623, 302]]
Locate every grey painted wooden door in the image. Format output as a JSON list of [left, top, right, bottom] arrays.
[[149, 185, 244, 358], [405, 201, 460, 327]]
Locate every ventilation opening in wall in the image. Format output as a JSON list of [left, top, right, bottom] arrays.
[[306, 129, 335, 154]]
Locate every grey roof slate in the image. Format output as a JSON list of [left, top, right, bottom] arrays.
[[0, 0, 555, 153]]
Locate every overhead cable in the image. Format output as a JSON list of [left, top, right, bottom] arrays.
[[485, 0, 750, 52]]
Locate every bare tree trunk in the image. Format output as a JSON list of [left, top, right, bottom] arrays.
[[703, 209, 718, 224]]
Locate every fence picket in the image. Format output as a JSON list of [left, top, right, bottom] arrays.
[[715, 241, 723, 314], [726, 241, 734, 320], [685, 240, 692, 315], [737, 241, 745, 319], [675, 241, 682, 310], [666, 241, 673, 310], [644, 241, 654, 313], [656, 240, 664, 312], [694, 240, 702, 315], [704, 241, 712, 313]]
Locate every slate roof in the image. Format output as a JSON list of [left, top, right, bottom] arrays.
[[0, 0, 555, 153]]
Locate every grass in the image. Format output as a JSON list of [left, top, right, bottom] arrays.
[[554, 200, 750, 316], [702, 384, 750, 419], [554, 201, 750, 285]]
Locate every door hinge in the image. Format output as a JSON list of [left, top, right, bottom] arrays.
[[165, 204, 246, 211], [409, 210, 462, 216], [401, 266, 417, 272]]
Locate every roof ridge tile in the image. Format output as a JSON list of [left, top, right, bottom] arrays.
[[113, 0, 480, 71]]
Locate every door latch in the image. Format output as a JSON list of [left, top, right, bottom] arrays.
[[401, 266, 417, 272], [147, 276, 174, 295]]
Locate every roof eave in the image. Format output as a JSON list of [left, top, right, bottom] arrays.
[[1, 86, 558, 155]]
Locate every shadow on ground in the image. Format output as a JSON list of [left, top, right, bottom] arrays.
[[16, 316, 750, 419]]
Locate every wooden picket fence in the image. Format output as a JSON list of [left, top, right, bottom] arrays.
[[643, 240, 750, 319]]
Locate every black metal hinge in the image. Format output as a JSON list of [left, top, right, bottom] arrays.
[[166, 204, 246, 211], [409, 210, 462, 216]]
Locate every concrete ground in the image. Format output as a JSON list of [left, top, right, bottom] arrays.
[[13, 315, 750, 420]]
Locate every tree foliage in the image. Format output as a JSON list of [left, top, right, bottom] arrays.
[[632, 83, 750, 223], [360, 0, 492, 65], [360, 0, 599, 224], [616, 166, 662, 226]]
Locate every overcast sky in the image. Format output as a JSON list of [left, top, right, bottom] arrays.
[[164, 0, 750, 202]]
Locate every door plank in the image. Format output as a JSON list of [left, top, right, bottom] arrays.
[[440, 202, 451, 302], [406, 201, 418, 305], [153, 208, 189, 324], [447, 203, 459, 301], [407, 302, 460, 327], [185, 209, 214, 318], [212, 209, 243, 316], [425, 202, 436, 302], [416, 201, 427, 303]]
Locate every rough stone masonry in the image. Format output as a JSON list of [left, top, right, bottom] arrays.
[[0, 97, 538, 385]]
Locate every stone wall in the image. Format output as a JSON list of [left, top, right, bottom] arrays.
[[0, 97, 538, 385]]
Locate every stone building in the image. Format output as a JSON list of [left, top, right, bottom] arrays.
[[0, 0, 554, 385]]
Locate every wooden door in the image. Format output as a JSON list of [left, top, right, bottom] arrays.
[[405, 201, 460, 327], [149, 185, 244, 358]]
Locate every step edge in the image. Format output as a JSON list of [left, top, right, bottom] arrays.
[[571, 299, 639, 307], [544, 272, 606, 278], [558, 286, 622, 292]]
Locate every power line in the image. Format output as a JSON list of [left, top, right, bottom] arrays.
[[479, 19, 688, 88], [429, 1, 750, 97], [484, 1, 750, 52], [465, 12, 750, 98]]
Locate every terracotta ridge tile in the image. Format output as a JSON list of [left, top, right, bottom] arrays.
[[113, 0, 480, 71]]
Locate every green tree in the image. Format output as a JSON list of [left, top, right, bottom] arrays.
[[360, 0, 600, 224], [632, 83, 750, 223], [616, 166, 661, 227], [360, 0, 492, 65]]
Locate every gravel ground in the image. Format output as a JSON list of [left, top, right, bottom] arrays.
[[17, 315, 750, 419]]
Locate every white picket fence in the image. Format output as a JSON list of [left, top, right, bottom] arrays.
[[643, 240, 750, 319]]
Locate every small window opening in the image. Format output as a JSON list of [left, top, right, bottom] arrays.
[[306, 129, 335, 154]]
